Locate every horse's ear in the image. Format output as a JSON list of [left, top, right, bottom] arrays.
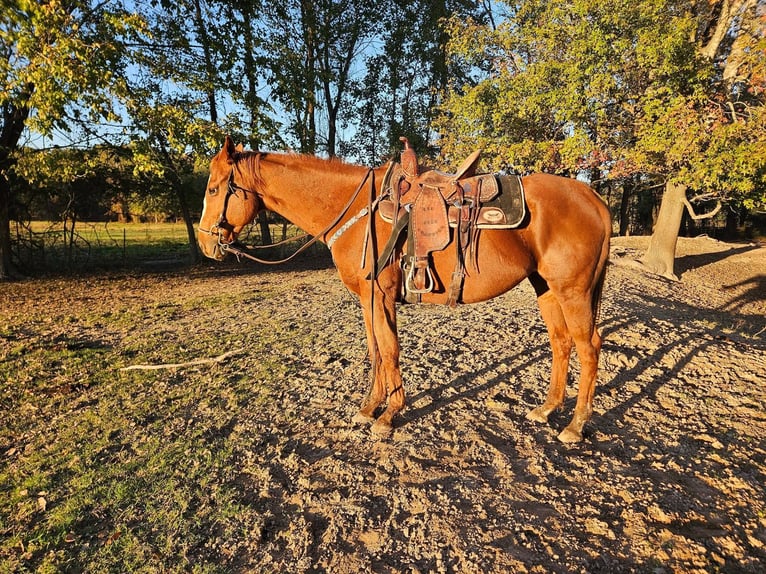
[[219, 135, 237, 164], [235, 143, 245, 152]]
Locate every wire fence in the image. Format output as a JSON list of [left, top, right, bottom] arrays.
[[12, 220, 321, 273]]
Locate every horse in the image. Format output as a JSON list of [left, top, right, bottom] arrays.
[[198, 136, 611, 442]]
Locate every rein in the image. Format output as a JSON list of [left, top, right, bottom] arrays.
[[200, 160, 377, 265]]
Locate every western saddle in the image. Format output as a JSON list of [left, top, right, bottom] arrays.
[[377, 137, 526, 306]]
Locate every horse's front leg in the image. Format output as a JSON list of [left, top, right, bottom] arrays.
[[352, 280, 404, 437], [351, 332, 386, 425]]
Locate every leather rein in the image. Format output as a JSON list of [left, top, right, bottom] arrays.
[[198, 159, 378, 265]]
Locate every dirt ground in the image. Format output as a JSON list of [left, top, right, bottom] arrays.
[[3, 235, 766, 573]]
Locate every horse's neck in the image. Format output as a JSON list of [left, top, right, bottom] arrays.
[[259, 155, 373, 235]]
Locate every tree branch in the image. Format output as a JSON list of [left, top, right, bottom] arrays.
[[682, 197, 723, 220], [119, 349, 244, 371], [687, 191, 721, 202]]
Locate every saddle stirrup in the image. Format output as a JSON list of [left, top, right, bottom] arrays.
[[405, 262, 435, 295]]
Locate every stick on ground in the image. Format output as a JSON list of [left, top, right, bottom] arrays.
[[119, 349, 245, 371]]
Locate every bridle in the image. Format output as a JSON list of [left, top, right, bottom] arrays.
[[198, 160, 379, 265], [198, 168, 251, 241]]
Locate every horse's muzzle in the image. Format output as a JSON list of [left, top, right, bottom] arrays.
[[198, 233, 227, 261]]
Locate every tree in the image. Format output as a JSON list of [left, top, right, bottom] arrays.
[[255, 0, 378, 157], [0, 0, 142, 278], [634, 0, 765, 278], [348, 0, 493, 164], [437, 0, 765, 278], [124, 0, 236, 263]]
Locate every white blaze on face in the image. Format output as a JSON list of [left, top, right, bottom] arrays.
[[200, 176, 212, 227]]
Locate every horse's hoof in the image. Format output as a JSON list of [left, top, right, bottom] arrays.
[[352, 411, 375, 426], [526, 406, 550, 423], [370, 420, 393, 438], [557, 426, 583, 443]]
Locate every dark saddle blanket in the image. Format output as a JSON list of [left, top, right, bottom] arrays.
[[379, 173, 526, 230], [376, 138, 526, 305]]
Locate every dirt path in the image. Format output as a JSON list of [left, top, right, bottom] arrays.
[[2, 236, 765, 573]]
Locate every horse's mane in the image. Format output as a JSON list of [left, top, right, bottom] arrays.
[[233, 149, 367, 190]]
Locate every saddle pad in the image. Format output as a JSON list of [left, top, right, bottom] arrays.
[[455, 174, 499, 203], [380, 175, 526, 229], [448, 175, 526, 229], [411, 185, 450, 257]]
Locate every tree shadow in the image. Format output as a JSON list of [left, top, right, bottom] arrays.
[[374, 276, 766, 570], [720, 274, 766, 314], [397, 340, 550, 427], [674, 243, 759, 275]]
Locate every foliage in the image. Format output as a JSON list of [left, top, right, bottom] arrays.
[[346, 0, 492, 164], [3, 0, 762, 278], [11, 145, 201, 222], [436, 0, 765, 214], [0, 0, 145, 139]]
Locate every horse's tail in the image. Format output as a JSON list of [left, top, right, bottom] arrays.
[[592, 232, 610, 328]]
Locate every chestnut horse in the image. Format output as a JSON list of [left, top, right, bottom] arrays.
[[198, 136, 611, 442]]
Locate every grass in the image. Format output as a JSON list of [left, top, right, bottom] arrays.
[[0, 259, 317, 572], [19, 221, 194, 270], [14, 221, 312, 273], [0, 337, 281, 573]]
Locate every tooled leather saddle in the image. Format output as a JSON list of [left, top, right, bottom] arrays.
[[376, 137, 526, 306]]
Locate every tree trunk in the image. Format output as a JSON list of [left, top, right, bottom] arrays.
[[0, 175, 11, 279], [300, 0, 317, 154], [157, 136, 199, 264], [0, 91, 32, 279], [236, 1, 271, 246], [640, 181, 688, 280], [725, 207, 739, 237], [618, 179, 632, 236], [177, 186, 200, 264], [257, 211, 271, 245], [698, 0, 755, 60], [192, 0, 218, 124]]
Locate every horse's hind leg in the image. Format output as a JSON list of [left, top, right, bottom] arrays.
[[556, 296, 602, 443], [527, 287, 573, 424]]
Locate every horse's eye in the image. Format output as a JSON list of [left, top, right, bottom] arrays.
[[208, 187, 218, 196]]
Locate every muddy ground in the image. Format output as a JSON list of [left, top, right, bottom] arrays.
[[3, 235, 766, 573]]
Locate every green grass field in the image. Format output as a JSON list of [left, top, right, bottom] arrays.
[[0, 271, 293, 573], [15, 221, 309, 272]]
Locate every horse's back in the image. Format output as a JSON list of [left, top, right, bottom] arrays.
[[523, 173, 609, 222]]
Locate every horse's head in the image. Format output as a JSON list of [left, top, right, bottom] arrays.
[[198, 136, 262, 260]]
